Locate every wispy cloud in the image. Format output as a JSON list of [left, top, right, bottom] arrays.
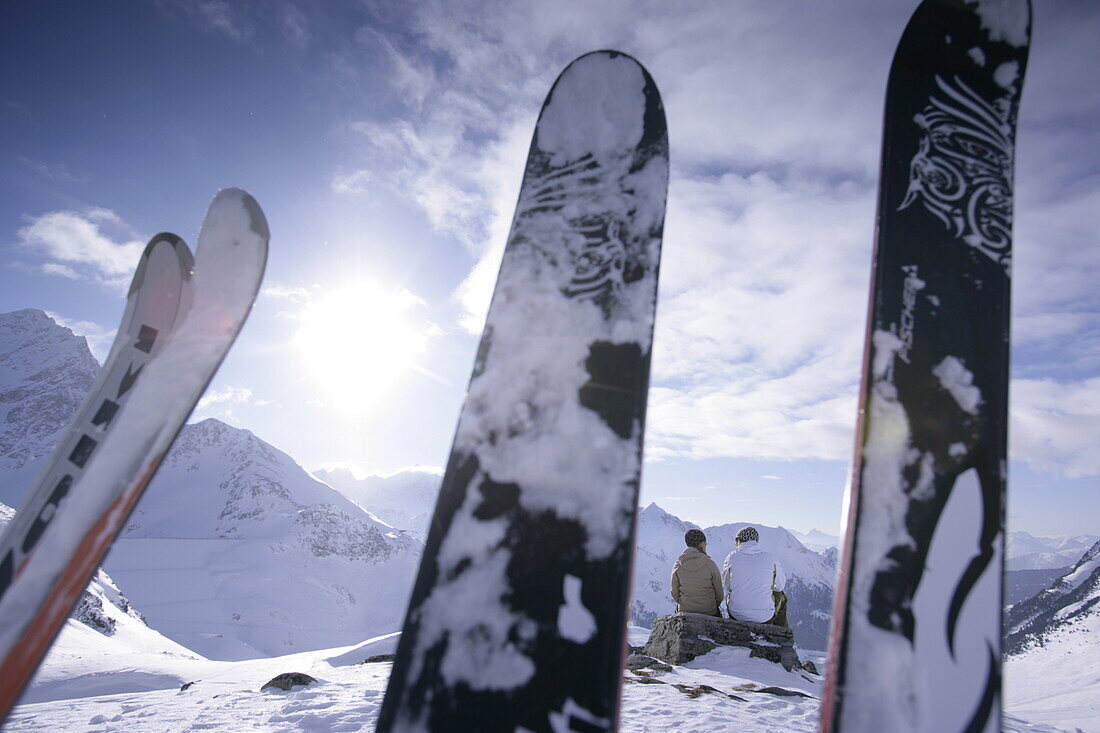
[[325, 0, 1100, 478], [1010, 377, 1100, 478], [193, 384, 272, 423], [262, 282, 311, 302], [166, 0, 250, 41], [18, 156, 85, 183], [197, 385, 254, 410], [16, 208, 146, 290]]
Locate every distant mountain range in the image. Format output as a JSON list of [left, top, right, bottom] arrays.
[[1005, 530, 1100, 571], [1, 309, 1093, 677], [313, 466, 442, 541]]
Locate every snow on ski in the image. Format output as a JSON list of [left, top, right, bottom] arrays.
[[0, 233, 193, 615], [378, 50, 668, 732], [821, 1, 1031, 732], [0, 189, 268, 719]]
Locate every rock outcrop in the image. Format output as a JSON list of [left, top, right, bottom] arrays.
[[643, 612, 801, 671]]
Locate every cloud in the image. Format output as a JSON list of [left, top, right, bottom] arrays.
[[328, 0, 1100, 476], [278, 1, 310, 48], [262, 282, 311, 302], [18, 157, 85, 183], [331, 169, 371, 195], [16, 208, 146, 290], [197, 385, 254, 410], [1010, 377, 1100, 478], [168, 0, 249, 41]]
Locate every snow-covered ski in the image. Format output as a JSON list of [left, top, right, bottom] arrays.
[[821, 2, 1031, 732], [378, 50, 668, 732], [0, 189, 268, 719]]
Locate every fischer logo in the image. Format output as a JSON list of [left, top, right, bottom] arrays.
[[897, 265, 924, 364]]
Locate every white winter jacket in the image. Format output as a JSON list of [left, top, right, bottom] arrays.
[[722, 540, 786, 623]]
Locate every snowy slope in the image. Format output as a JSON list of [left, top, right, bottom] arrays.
[[632, 504, 836, 651], [0, 309, 100, 508], [1004, 540, 1100, 731], [313, 466, 442, 540], [104, 419, 422, 660], [1007, 530, 1100, 571], [0, 502, 204, 705], [3, 626, 1067, 732]]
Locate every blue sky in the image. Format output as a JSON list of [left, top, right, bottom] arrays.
[[2, 0, 1097, 536]]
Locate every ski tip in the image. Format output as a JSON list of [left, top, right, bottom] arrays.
[[535, 49, 666, 166], [557, 49, 659, 90], [130, 233, 192, 296], [209, 187, 271, 243], [570, 48, 643, 68]]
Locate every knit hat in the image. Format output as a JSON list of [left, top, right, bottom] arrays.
[[736, 526, 759, 544], [684, 528, 707, 548]]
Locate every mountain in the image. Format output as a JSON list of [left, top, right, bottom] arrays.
[[105, 419, 422, 659], [1003, 540, 1100, 731], [1006, 530, 1100, 571], [313, 466, 442, 541], [1005, 566, 1072, 606], [631, 503, 836, 652], [0, 310, 422, 661], [0, 309, 100, 507], [786, 528, 840, 553]]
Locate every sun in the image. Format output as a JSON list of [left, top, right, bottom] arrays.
[[293, 284, 437, 410]]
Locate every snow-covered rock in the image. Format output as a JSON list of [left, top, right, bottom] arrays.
[[631, 503, 836, 652], [313, 466, 442, 541]]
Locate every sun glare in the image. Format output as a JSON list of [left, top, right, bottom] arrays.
[[293, 284, 436, 411]]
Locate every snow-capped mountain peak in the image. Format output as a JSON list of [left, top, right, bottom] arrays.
[[0, 310, 100, 499]]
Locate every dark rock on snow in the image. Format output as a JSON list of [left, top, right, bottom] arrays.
[[643, 612, 801, 671], [261, 672, 318, 692], [624, 653, 673, 674]]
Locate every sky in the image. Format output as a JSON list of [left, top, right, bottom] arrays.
[[1, 0, 1097, 537]]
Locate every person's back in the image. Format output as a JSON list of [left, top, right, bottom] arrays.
[[723, 527, 787, 625], [671, 529, 723, 617]]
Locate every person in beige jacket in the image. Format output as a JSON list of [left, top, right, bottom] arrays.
[[670, 529, 724, 616]]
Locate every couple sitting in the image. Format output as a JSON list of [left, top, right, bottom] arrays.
[[670, 526, 788, 627]]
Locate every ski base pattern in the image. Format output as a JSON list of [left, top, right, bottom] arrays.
[[378, 51, 668, 732], [0, 189, 269, 720], [822, 2, 1031, 732]]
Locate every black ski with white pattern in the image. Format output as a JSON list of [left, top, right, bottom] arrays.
[[822, 2, 1030, 732], [379, 51, 668, 732]]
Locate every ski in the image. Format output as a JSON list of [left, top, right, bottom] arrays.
[[0, 233, 194, 610], [0, 188, 268, 719], [378, 50, 668, 732], [822, 2, 1031, 732]]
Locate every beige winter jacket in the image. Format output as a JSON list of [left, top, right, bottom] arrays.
[[670, 547, 723, 616]]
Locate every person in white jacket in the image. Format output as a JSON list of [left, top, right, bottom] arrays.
[[722, 526, 788, 626]]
